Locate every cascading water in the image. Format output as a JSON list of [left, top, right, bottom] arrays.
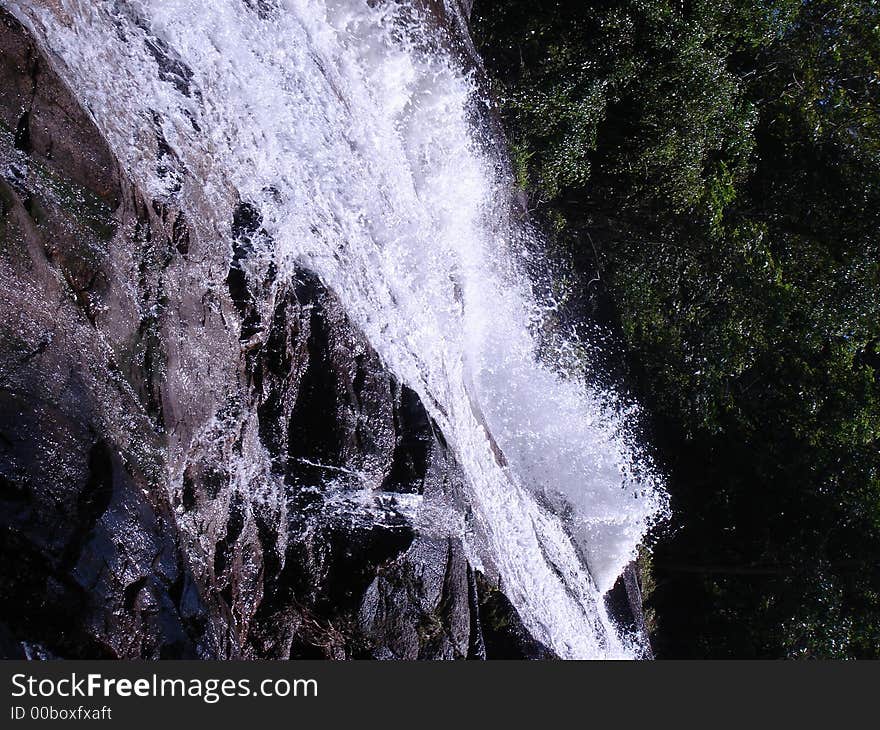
[[9, 0, 667, 658]]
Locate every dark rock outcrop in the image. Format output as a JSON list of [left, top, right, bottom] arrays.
[[0, 5, 545, 659], [605, 563, 653, 659]]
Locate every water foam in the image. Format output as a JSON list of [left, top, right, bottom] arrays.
[[12, 0, 667, 658]]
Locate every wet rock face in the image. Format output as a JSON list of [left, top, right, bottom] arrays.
[[0, 11, 120, 207], [0, 6, 547, 659]]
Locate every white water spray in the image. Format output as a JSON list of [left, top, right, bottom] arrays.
[[11, 0, 667, 658]]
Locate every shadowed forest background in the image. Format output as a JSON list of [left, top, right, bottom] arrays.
[[472, 0, 880, 658]]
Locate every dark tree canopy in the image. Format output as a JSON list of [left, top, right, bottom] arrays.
[[473, 0, 880, 657]]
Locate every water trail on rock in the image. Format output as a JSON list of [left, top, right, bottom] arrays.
[[13, 0, 667, 658]]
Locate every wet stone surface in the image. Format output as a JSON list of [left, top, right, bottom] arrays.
[[0, 6, 551, 660]]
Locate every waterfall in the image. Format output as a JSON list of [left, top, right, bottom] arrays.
[[10, 0, 667, 658]]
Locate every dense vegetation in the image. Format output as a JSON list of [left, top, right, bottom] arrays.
[[472, 0, 880, 657]]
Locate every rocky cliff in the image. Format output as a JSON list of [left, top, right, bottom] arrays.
[[0, 0, 653, 660], [0, 2, 566, 660]]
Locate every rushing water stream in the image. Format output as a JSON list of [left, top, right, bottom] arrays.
[[10, 0, 667, 658]]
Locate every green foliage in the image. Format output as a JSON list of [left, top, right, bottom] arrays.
[[474, 0, 880, 657]]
